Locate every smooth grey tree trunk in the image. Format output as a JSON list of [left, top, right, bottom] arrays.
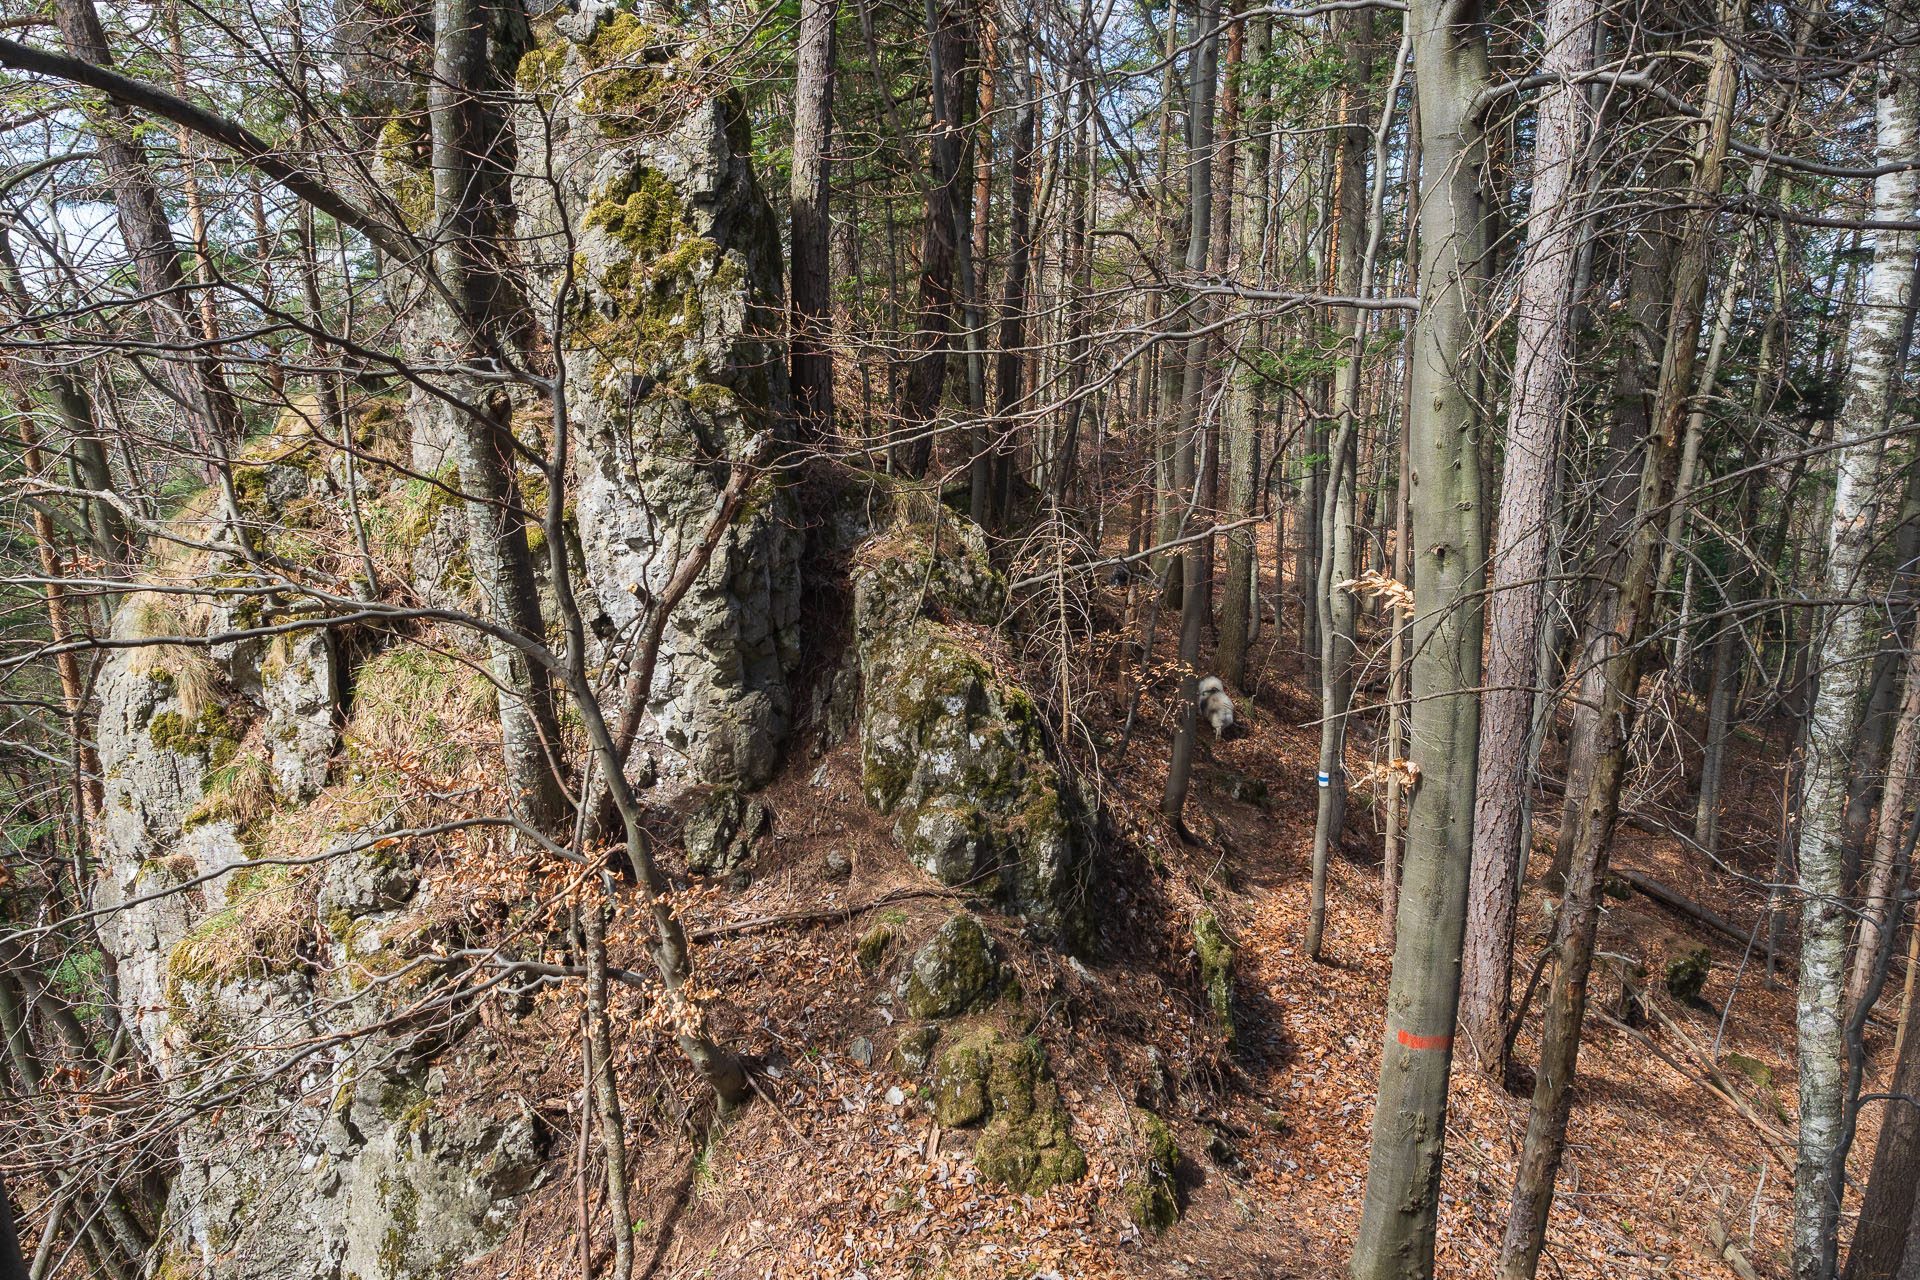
[[1349, 0, 1489, 1269]]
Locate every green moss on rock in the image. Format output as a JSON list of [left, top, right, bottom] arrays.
[[856, 924, 895, 972], [903, 913, 999, 1019], [853, 515, 1092, 945], [1193, 910, 1236, 1048], [1125, 1109, 1181, 1232], [1665, 946, 1712, 1003], [148, 702, 242, 763], [929, 1022, 1085, 1193]]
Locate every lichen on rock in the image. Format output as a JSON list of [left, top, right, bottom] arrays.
[[902, 913, 1001, 1019], [852, 516, 1092, 944], [512, 11, 799, 791], [682, 785, 766, 880]]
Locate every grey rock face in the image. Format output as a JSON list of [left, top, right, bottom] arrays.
[[852, 518, 1092, 944], [92, 591, 543, 1280], [681, 785, 767, 877], [162, 1066, 542, 1280], [514, 14, 801, 788], [901, 913, 1001, 1019]]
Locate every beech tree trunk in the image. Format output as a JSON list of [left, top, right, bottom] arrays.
[[1348, 0, 1489, 1268], [1457, 0, 1593, 1063]]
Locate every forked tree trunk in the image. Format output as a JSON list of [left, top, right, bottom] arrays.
[[1792, 48, 1919, 1280], [1348, 0, 1489, 1268], [1457, 0, 1594, 1061]]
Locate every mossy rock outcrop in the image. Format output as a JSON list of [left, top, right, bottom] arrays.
[[929, 1023, 1087, 1194], [1125, 1109, 1182, 1232], [682, 786, 766, 879], [1193, 910, 1236, 1049], [902, 913, 1001, 1018], [853, 517, 1091, 944], [1665, 946, 1712, 1003], [509, 10, 800, 791]]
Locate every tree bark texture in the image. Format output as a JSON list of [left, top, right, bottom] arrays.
[[790, 0, 839, 440], [1349, 0, 1489, 1269], [1794, 51, 1920, 1280], [1458, 0, 1594, 1063]]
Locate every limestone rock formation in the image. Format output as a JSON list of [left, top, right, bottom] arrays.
[[514, 8, 801, 788], [851, 517, 1091, 943], [901, 913, 1002, 1019], [92, 520, 544, 1280]]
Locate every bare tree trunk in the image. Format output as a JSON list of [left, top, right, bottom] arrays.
[[1842, 453, 1920, 882], [1849, 640, 1920, 1006], [1458, 0, 1590, 1066], [581, 899, 632, 1280], [1499, 22, 1740, 1276], [790, 0, 839, 441], [1307, 8, 1373, 960], [1162, 0, 1222, 825], [53, 0, 241, 466], [1218, 9, 1273, 688], [1793, 48, 1919, 1280], [1846, 942, 1920, 1280], [988, 22, 1035, 529], [1349, 0, 1489, 1266], [898, 0, 974, 476], [428, 0, 568, 830]]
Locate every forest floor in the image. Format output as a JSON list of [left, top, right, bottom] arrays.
[[456, 527, 1884, 1280]]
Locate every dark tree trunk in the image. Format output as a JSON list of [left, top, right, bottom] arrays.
[[898, 0, 975, 476], [987, 30, 1036, 528]]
